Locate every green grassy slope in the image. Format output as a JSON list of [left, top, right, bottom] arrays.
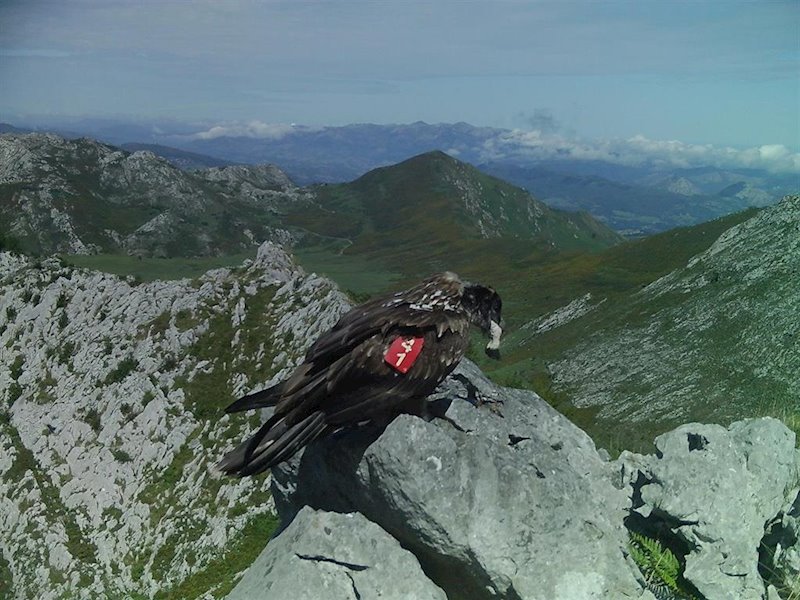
[[478, 200, 796, 453]]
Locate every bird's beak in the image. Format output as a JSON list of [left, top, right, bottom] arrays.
[[485, 320, 502, 360]]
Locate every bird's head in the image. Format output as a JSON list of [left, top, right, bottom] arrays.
[[461, 283, 503, 360]]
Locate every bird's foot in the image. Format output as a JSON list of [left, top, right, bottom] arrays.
[[476, 396, 505, 418], [450, 373, 504, 417]]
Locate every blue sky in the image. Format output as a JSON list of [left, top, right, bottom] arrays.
[[0, 1, 798, 156]]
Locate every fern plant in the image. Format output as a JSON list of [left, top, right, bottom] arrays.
[[629, 531, 700, 600]]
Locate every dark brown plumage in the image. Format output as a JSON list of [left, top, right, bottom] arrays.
[[217, 271, 502, 477]]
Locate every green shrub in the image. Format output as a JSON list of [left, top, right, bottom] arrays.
[[7, 383, 23, 406], [0, 231, 22, 254], [83, 408, 102, 433], [9, 355, 24, 380], [104, 356, 138, 385], [141, 390, 155, 407], [112, 448, 133, 463], [58, 341, 75, 365]]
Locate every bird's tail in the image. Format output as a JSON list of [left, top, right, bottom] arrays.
[[216, 411, 328, 477], [224, 383, 283, 414]]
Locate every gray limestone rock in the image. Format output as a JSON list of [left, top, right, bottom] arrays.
[[619, 418, 799, 600], [271, 360, 647, 600], [226, 506, 446, 600]]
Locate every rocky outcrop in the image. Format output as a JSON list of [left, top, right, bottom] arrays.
[[228, 361, 800, 600], [620, 419, 800, 600], [226, 507, 447, 600], [0, 242, 349, 599]]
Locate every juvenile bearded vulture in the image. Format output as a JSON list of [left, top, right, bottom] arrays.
[[217, 271, 502, 476]]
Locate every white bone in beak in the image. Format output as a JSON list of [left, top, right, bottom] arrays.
[[486, 320, 502, 351]]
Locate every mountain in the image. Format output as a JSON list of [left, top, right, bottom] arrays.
[[0, 133, 308, 256], [7, 119, 793, 238], [0, 123, 31, 135], [5, 245, 798, 599], [0, 243, 350, 599], [479, 162, 759, 236], [286, 151, 623, 302], [498, 195, 799, 451], [170, 121, 794, 235], [120, 143, 237, 170]]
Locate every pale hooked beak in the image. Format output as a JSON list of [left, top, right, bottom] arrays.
[[485, 320, 502, 360]]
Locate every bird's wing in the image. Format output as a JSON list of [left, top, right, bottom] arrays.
[[218, 318, 469, 476], [305, 297, 464, 367], [281, 323, 469, 426], [225, 299, 464, 415]]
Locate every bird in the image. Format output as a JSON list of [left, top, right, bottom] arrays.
[[216, 271, 502, 477]]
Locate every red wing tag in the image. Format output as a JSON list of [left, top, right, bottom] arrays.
[[384, 336, 425, 374]]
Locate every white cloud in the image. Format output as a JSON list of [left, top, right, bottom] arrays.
[[482, 130, 800, 174], [192, 121, 297, 140]]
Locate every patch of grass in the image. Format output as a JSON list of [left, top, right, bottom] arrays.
[[174, 309, 197, 331], [104, 356, 138, 385], [293, 242, 400, 297], [55, 291, 69, 309], [83, 408, 102, 433], [58, 341, 75, 365], [112, 448, 133, 463], [7, 383, 22, 407], [177, 286, 279, 422], [63, 252, 256, 282], [141, 390, 156, 408], [138, 436, 195, 521], [154, 512, 279, 600], [9, 355, 24, 380]]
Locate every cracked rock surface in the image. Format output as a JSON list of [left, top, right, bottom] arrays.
[[226, 507, 446, 600]]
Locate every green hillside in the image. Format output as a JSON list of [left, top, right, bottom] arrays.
[[478, 198, 797, 452]]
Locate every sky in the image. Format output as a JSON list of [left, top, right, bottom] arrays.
[[0, 0, 798, 166]]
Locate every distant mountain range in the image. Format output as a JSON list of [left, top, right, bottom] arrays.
[[119, 143, 237, 170], [479, 162, 769, 235], [3, 120, 794, 236], [0, 132, 618, 263]]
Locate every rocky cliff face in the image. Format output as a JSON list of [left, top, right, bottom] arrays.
[[0, 242, 349, 598], [227, 361, 800, 600], [0, 133, 308, 256]]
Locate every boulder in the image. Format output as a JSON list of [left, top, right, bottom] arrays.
[[270, 361, 647, 600], [226, 506, 446, 600], [619, 418, 799, 600]]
